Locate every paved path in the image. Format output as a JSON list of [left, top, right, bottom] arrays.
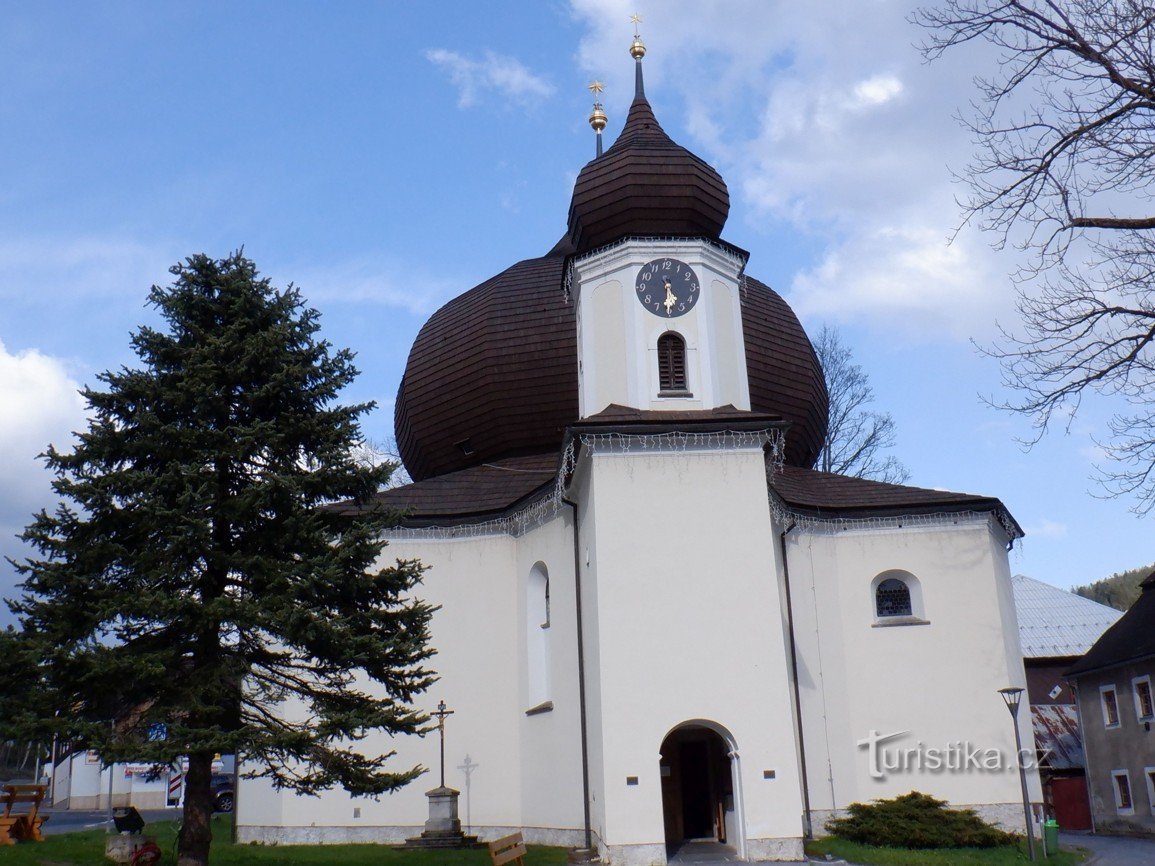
[[39, 807, 178, 836], [1060, 831, 1155, 866]]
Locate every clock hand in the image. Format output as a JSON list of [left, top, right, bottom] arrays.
[[663, 279, 677, 315]]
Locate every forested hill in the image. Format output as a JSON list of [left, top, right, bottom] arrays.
[[1074, 563, 1155, 611]]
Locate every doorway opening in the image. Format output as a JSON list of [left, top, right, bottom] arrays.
[[659, 723, 739, 860]]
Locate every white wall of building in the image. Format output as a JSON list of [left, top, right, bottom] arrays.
[[237, 520, 588, 846], [782, 517, 1043, 830], [578, 444, 805, 864]]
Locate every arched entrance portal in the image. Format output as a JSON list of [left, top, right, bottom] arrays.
[[659, 723, 741, 860]]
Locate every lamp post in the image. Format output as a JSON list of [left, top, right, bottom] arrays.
[[998, 687, 1035, 861]]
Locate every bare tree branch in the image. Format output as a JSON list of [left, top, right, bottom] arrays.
[[916, 0, 1155, 512], [813, 326, 911, 484]]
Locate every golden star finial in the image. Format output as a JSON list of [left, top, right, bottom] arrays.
[[588, 80, 605, 97], [630, 13, 643, 37]]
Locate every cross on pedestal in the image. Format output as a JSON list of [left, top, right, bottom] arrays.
[[432, 699, 455, 788]]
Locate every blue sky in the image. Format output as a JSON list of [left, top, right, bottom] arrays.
[[1, 1, 1150, 625]]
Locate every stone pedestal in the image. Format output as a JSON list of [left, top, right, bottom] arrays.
[[404, 786, 479, 848], [104, 834, 154, 864]]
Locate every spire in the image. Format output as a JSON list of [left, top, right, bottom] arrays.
[[629, 12, 646, 99], [587, 80, 607, 158]]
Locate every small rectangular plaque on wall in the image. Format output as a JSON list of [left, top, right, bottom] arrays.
[[763, 770, 776, 779], [626, 776, 639, 786]]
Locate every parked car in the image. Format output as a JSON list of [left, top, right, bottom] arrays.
[[210, 773, 234, 813]]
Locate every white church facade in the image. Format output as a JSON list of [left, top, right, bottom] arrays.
[[236, 39, 1041, 866]]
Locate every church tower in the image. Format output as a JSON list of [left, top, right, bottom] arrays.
[[567, 37, 751, 417]]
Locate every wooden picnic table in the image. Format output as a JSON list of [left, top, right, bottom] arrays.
[[0, 783, 49, 844]]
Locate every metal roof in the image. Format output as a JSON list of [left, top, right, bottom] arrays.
[[1012, 574, 1122, 658], [1031, 704, 1084, 770]]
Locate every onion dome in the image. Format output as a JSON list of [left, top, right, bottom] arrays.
[[394, 255, 827, 480], [394, 255, 577, 483], [565, 60, 729, 254]]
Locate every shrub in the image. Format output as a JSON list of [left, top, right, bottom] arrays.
[[824, 791, 1017, 849]]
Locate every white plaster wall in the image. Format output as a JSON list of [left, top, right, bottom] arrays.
[[239, 533, 525, 836], [708, 277, 746, 408], [783, 519, 1043, 829], [517, 513, 587, 835], [587, 280, 629, 414], [570, 459, 610, 848], [579, 445, 805, 855], [237, 518, 588, 842]]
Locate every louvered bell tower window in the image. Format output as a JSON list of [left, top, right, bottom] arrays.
[[657, 332, 690, 396]]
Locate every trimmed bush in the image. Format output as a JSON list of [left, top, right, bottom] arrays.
[[825, 791, 1017, 849]]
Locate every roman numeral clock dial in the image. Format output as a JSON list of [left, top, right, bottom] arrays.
[[635, 257, 700, 318]]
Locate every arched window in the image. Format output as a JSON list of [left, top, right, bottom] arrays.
[[526, 563, 552, 712], [875, 578, 912, 618], [657, 332, 688, 393], [870, 570, 926, 625]]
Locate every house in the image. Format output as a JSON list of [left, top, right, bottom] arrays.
[[1066, 572, 1155, 835], [1012, 574, 1122, 830], [236, 37, 1042, 865], [49, 752, 230, 810]]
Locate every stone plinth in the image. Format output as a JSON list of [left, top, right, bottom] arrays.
[[404, 786, 479, 849], [104, 834, 155, 864]]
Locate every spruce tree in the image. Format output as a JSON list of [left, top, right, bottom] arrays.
[[5, 252, 435, 866]]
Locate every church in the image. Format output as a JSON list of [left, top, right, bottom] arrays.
[[236, 33, 1041, 865]]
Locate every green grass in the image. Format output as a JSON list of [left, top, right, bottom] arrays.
[[3, 816, 569, 866], [807, 836, 1088, 865]]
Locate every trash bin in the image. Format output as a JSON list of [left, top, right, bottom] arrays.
[[1044, 818, 1059, 856]]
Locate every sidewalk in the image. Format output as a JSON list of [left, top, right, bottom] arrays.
[[1060, 830, 1155, 866]]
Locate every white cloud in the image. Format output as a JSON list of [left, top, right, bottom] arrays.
[[426, 49, 555, 109], [0, 235, 177, 302], [1023, 518, 1069, 540], [569, 0, 1015, 342], [852, 75, 904, 108], [276, 257, 465, 317], [789, 218, 1014, 340], [0, 339, 87, 617], [0, 339, 86, 502]]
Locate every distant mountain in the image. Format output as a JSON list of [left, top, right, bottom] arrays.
[[1073, 563, 1154, 611]]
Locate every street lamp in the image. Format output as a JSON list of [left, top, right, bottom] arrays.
[[998, 687, 1035, 861]]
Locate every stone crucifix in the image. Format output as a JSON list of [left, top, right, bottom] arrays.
[[432, 699, 455, 788]]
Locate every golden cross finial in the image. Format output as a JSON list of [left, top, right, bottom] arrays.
[[630, 13, 643, 37], [588, 80, 605, 97]]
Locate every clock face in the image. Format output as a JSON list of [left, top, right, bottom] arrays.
[[635, 258, 700, 318]]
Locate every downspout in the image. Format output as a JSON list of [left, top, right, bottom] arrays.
[[779, 520, 813, 838], [563, 496, 593, 852]]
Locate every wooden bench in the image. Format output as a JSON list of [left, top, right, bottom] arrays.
[[488, 831, 527, 866], [1, 784, 49, 844]]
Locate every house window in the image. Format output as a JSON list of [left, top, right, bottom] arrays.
[[1134, 676, 1154, 720], [1145, 768, 1155, 816], [1101, 685, 1121, 728], [657, 332, 688, 394], [876, 578, 913, 618], [1112, 770, 1134, 814]]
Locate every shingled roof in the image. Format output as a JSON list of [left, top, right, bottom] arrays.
[[349, 444, 1020, 534], [566, 63, 729, 254], [1066, 572, 1155, 677], [342, 454, 558, 527], [769, 465, 1021, 534]]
